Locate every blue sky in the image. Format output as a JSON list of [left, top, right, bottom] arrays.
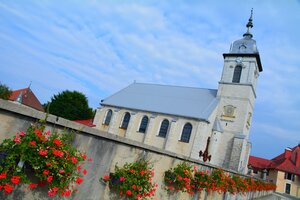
[[0, 0, 299, 159]]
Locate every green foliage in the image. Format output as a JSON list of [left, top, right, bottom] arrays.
[[164, 163, 276, 196], [101, 159, 157, 199], [44, 90, 94, 120], [163, 162, 194, 194], [0, 122, 88, 196], [0, 83, 12, 100]]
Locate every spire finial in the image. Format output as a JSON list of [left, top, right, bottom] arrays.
[[243, 8, 254, 38]]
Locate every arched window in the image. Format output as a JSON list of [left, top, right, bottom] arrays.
[[138, 116, 149, 133], [120, 112, 131, 129], [232, 65, 242, 83], [180, 123, 192, 143], [103, 109, 112, 125], [158, 119, 169, 138]]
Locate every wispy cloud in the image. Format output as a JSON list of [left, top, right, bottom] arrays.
[[0, 0, 299, 158]]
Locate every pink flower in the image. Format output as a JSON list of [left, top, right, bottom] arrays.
[[59, 169, 65, 174], [39, 149, 48, 156], [120, 177, 125, 182], [19, 131, 25, 136], [45, 130, 51, 136], [77, 165, 81, 171], [14, 137, 21, 143], [88, 158, 93, 162]]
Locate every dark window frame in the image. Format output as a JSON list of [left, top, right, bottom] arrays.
[[232, 65, 242, 83], [103, 109, 112, 125], [158, 119, 169, 138], [138, 116, 149, 133], [120, 112, 131, 129], [285, 183, 291, 194], [180, 123, 192, 143]]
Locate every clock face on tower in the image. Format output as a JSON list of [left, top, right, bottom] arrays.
[[235, 57, 243, 63], [223, 105, 236, 118]]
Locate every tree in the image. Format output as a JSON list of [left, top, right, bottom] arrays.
[[44, 90, 94, 120], [0, 83, 12, 100]]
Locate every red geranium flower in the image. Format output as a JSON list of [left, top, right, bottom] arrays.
[[53, 138, 61, 146], [19, 131, 25, 136], [126, 190, 132, 196], [82, 169, 87, 175], [47, 176, 53, 183], [4, 184, 13, 193], [61, 189, 71, 197], [11, 176, 20, 184], [0, 172, 7, 179], [39, 149, 48, 156], [75, 177, 83, 185], [102, 175, 110, 180], [71, 156, 78, 164], [29, 183, 38, 189], [43, 169, 49, 175], [29, 141, 36, 146], [14, 137, 21, 143], [53, 150, 64, 157]]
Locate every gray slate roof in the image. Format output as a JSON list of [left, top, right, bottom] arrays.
[[101, 83, 219, 121]]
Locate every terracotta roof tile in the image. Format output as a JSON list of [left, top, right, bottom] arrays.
[[249, 145, 300, 176], [9, 88, 44, 112], [74, 119, 95, 127]]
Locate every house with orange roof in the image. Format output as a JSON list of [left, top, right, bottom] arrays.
[[9, 87, 44, 112], [248, 145, 300, 197]]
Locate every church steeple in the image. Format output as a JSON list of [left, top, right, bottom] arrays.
[[243, 8, 253, 38]]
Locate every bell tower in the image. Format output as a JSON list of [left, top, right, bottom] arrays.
[[216, 9, 263, 172]]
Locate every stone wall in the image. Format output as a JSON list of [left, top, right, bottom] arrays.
[[0, 99, 272, 200]]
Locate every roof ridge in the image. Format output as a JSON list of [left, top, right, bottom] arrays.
[[129, 82, 217, 91]]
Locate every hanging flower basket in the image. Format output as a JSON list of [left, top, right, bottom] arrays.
[[101, 159, 157, 199], [0, 122, 89, 197]]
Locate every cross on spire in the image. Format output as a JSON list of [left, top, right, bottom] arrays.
[[243, 8, 254, 38]]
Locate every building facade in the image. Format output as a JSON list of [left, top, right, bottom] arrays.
[[248, 145, 300, 197], [94, 12, 263, 173]]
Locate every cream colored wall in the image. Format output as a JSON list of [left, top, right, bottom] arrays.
[[94, 106, 208, 159], [274, 171, 300, 197]]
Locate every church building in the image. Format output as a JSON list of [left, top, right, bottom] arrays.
[[93, 11, 263, 173]]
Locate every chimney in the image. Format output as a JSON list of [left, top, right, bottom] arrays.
[[284, 148, 292, 159]]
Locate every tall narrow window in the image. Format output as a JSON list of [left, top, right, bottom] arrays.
[[120, 112, 130, 129], [158, 119, 169, 138], [138, 116, 149, 133], [232, 65, 242, 83], [103, 109, 112, 125], [285, 183, 291, 194], [180, 123, 192, 143]]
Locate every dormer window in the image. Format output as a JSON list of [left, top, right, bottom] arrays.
[[232, 65, 242, 83]]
